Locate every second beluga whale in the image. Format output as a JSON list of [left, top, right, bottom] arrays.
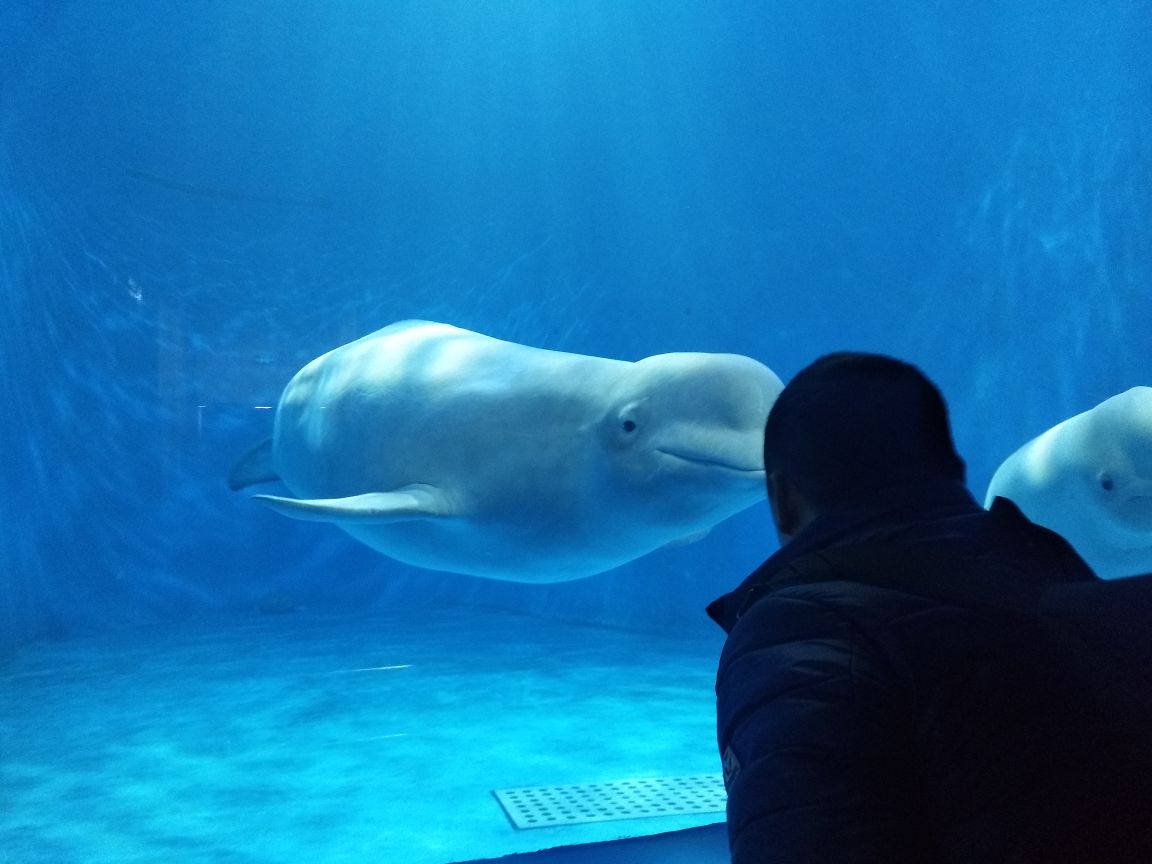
[[230, 320, 783, 582], [986, 387, 1152, 580]]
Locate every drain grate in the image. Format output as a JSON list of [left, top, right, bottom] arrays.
[[492, 774, 726, 829]]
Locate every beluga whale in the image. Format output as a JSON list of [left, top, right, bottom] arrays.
[[229, 320, 783, 582], [985, 387, 1152, 580]]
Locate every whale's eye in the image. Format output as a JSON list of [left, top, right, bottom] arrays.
[[1100, 474, 1115, 492], [622, 420, 638, 433]]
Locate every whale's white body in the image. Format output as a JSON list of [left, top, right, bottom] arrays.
[[986, 387, 1152, 580], [231, 321, 783, 582]]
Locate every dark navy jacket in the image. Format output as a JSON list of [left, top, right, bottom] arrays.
[[709, 482, 1152, 863]]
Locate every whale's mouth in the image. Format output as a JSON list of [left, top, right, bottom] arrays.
[[656, 449, 765, 476]]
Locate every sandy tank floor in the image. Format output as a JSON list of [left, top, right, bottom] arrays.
[[1, 604, 725, 863]]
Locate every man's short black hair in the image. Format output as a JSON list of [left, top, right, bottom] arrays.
[[763, 352, 966, 509]]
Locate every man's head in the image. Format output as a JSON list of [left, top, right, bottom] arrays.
[[764, 352, 966, 542]]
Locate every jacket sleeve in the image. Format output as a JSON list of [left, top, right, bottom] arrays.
[[716, 585, 925, 864]]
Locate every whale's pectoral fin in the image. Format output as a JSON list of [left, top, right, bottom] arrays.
[[229, 439, 279, 490], [252, 484, 456, 524]]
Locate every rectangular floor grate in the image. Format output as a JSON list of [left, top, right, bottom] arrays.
[[492, 774, 726, 829]]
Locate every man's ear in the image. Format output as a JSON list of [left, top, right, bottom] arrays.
[[767, 473, 813, 544]]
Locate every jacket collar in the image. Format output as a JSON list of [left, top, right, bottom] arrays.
[[707, 480, 982, 632]]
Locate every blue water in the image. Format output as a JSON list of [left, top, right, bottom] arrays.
[[1, 1, 1149, 861]]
